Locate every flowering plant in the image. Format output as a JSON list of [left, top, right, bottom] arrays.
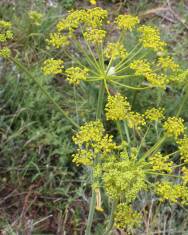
[[2, 7, 188, 234]]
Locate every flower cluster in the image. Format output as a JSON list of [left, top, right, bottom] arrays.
[[115, 15, 139, 31], [156, 181, 188, 205], [144, 107, 164, 122], [158, 56, 179, 71], [103, 151, 147, 201], [65, 67, 89, 85], [72, 121, 116, 165], [42, 58, 64, 75], [163, 117, 185, 139], [0, 20, 13, 58], [47, 33, 70, 48], [130, 59, 168, 88], [138, 25, 166, 52], [149, 152, 173, 173], [104, 42, 127, 60], [182, 167, 188, 185], [105, 94, 145, 129], [177, 137, 188, 163], [105, 94, 131, 120], [114, 203, 141, 230], [83, 29, 106, 44]]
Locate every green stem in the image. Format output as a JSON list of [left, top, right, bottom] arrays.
[[96, 81, 105, 119], [104, 200, 117, 235], [116, 121, 124, 142], [85, 81, 105, 235], [10, 57, 79, 129], [85, 190, 97, 235]]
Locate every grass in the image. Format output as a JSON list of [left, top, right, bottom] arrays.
[[0, 0, 188, 234]]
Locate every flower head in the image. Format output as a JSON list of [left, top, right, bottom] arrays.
[[115, 15, 139, 31], [65, 67, 89, 85], [72, 121, 116, 165], [138, 25, 166, 52], [0, 47, 11, 58], [163, 117, 185, 139], [104, 42, 127, 60], [177, 137, 188, 163], [149, 152, 173, 173], [144, 107, 164, 122], [105, 94, 131, 120], [83, 29, 106, 44], [158, 56, 179, 71], [114, 203, 141, 230], [47, 33, 70, 48], [156, 181, 188, 205], [42, 58, 64, 75]]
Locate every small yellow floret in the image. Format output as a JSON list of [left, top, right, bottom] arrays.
[[127, 111, 146, 130], [163, 117, 185, 139], [115, 15, 139, 31], [0, 20, 12, 29], [65, 67, 89, 85], [42, 58, 64, 75]]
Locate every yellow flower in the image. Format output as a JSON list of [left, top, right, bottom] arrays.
[[115, 15, 139, 31], [89, 0, 97, 5], [156, 181, 188, 205], [130, 59, 168, 88], [149, 152, 173, 173], [138, 25, 166, 52], [144, 107, 164, 122], [182, 167, 188, 185], [177, 137, 188, 163], [47, 33, 70, 48], [65, 67, 89, 85], [83, 29, 106, 44], [0, 20, 12, 28], [127, 111, 146, 130], [56, 8, 107, 32], [103, 152, 146, 201], [42, 58, 64, 75], [104, 42, 127, 60], [105, 94, 131, 120], [28, 11, 43, 26], [0, 47, 11, 58], [158, 56, 179, 71], [72, 121, 116, 165], [163, 117, 185, 139], [114, 203, 141, 230], [130, 59, 152, 76]]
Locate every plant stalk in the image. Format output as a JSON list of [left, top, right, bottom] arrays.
[[85, 81, 105, 235]]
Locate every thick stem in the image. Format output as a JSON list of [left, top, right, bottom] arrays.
[[85, 81, 105, 235], [10, 57, 79, 129]]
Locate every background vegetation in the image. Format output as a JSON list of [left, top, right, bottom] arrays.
[[0, 0, 188, 234]]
